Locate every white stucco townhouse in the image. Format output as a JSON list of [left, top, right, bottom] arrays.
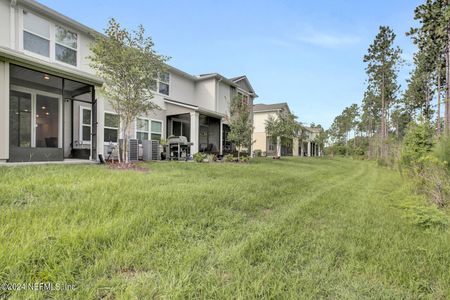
[[0, 0, 256, 162]]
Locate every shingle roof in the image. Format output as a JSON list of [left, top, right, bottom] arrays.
[[253, 103, 290, 112]]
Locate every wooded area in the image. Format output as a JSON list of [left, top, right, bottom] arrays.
[[326, 0, 450, 207]]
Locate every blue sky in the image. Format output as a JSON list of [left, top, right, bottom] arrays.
[[40, 0, 422, 128]]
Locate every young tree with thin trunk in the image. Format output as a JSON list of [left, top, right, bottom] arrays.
[[265, 110, 300, 158], [89, 18, 168, 163], [227, 95, 253, 161]]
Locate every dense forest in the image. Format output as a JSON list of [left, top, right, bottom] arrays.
[[325, 0, 450, 207]]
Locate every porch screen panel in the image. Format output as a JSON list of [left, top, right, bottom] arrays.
[[9, 91, 32, 148], [36, 95, 59, 148]]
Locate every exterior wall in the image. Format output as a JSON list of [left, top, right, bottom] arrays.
[[0, 0, 10, 48], [253, 132, 266, 153], [194, 78, 216, 111], [0, 61, 9, 160], [217, 81, 231, 115], [169, 72, 195, 104]]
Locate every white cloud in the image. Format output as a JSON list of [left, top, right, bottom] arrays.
[[293, 25, 360, 48]]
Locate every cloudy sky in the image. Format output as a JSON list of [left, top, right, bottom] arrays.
[[40, 0, 422, 127]]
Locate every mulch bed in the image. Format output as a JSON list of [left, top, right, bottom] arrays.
[[106, 162, 149, 173]]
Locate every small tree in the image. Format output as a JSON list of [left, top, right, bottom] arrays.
[[89, 18, 168, 163], [226, 95, 253, 161], [265, 110, 301, 157]]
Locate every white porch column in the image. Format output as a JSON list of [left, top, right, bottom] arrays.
[[307, 141, 311, 157], [318, 144, 321, 156], [190, 112, 199, 155], [300, 142, 304, 157], [293, 137, 299, 157], [219, 118, 223, 156], [276, 136, 281, 157], [96, 95, 105, 161], [0, 61, 9, 161]]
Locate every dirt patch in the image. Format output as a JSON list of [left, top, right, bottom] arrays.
[[106, 162, 149, 173]]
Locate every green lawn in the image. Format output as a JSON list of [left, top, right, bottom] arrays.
[[1, 158, 450, 299]]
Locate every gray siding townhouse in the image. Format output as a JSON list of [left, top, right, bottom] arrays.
[[0, 0, 256, 162]]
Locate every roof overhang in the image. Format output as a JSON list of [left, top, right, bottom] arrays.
[[164, 98, 225, 119], [0, 46, 104, 86]]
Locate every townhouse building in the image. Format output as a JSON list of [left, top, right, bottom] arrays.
[[0, 0, 256, 162]]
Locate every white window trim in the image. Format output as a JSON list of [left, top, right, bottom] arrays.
[[150, 119, 163, 140], [104, 111, 120, 145], [135, 117, 163, 141], [150, 72, 170, 96], [79, 106, 91, 144], [19, 7, 80, 69]]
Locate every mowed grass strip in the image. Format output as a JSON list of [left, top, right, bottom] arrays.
[[0, 158, 449, 299]]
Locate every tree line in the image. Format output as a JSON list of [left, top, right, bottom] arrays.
[[326, 0, 450, 206]]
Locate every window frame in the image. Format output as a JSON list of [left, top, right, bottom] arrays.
[[104, 111, 120, 144], [134, 117, 163, 142], [150, 120, 163, 141], [79, 106, 91, 144], [150, 72, 170, 96], [19, 8, 80, 68]]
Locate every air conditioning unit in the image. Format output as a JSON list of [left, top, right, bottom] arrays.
[[119, 139, 139, 162], [142, 140, 160, 161]]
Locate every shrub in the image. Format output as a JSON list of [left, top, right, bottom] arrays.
[[224, 154, 235, 162], [206, 154, 217, 162], [433, 135, 450, 171], [400, 120, 434, 170], [193, 152, 206, 163], [240, 156, 250, 163], [415, 155, 449, 207]]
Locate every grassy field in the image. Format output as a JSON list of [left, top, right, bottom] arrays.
[[1, 158, 450, 299]]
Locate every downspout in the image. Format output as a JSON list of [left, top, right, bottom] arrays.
[[10, 0, 17, 49]]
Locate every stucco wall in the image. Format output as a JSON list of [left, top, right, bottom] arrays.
[[169, 72, 195, 104], [0, 0, 10, 48], [252, 132, 266, 153], [217, 81, 231, 116], [194, 78, 216, 111], [253, 111, 276, 133]]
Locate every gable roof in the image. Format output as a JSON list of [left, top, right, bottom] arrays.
[[230, 75, 256, 94], [253, 102, 290, 113]]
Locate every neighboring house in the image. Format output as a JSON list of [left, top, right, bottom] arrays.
[[252, 102, 321, 157], [0, 0, 256, 162]]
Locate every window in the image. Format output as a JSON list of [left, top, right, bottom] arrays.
[[158, 72, 170, 95], [151, 120, 162, 141], [22, 10, 78, 66], [238, 92, 249, 105], [150, 72, 170, 96], [135, 118, 162, 142], [136, 118, 149, 142], [55, 25, 77, 66], [80, 107, 91, 143], [23, 11, 50, 57], [104, 113, 119, 143]]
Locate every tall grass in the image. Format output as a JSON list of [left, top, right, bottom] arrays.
[[0, 158, 449, 299]]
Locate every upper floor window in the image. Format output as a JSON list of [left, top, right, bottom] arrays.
[[22, 10, 78, 67], [55, 25, 78, 66], [237, 92, 249, 105], [150, 72, 170, 96], [23, 11, 50, 57]]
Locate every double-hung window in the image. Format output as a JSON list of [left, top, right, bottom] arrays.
[[22, 10, 78, 67], [158, 72, 170, 95], [136, 118, 149, 142], [55, 25, 78, 66], [135, 118, 162, 142], [23, 11, 50, 57], [238, 92, 249, 105], [104, 113, 119, 143], [151, 121, 162, 141], [80, 107, 91, 143]]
